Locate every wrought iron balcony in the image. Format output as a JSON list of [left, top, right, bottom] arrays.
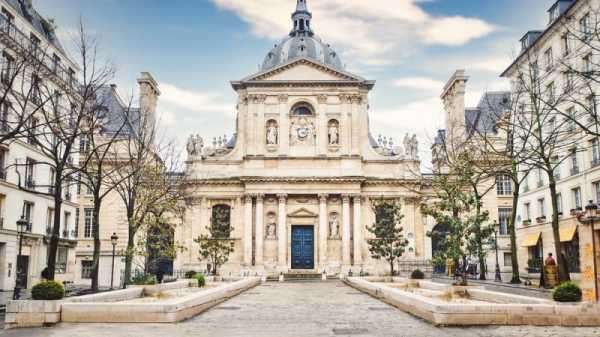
[[0, 13, 79, 90], [25, 178, 35, 189]]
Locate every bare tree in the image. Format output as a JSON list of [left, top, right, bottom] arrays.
[[16, 22, 115, 280], [510, 51, 585, 283]]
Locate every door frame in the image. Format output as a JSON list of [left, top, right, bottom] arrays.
[[291, 225, 315, 270]]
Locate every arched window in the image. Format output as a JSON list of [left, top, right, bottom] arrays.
[[291, 102, 314, 116], [211, 204, 232, 238]]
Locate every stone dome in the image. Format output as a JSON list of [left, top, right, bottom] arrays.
[[260, 0, 344, 72]]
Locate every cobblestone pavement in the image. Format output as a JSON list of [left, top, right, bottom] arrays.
[[1, 281, 599, 337]]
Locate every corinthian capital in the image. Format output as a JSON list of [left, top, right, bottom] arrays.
[[277, 194, 288, 203]]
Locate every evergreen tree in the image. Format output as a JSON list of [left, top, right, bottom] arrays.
[[366, 199, 408, 276], [195, 212, 235, 275]]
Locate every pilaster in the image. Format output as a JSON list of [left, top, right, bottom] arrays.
[[243, 195, 253, 266], [277, 194, 288, 270], [278, 94, 290, 155], [352, 195, 362, 266], [342, 194, 351, 266], [255, 194, 265, 265], [318, 194, 328, 268]]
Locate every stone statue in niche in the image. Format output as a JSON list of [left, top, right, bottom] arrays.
[[328, 120, 339, 145], [266, 121, 278, 145], [329, 212, 340, 239], [266, 213, 277, 239]]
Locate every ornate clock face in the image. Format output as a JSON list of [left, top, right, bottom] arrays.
[[297, 127, 309, 139]]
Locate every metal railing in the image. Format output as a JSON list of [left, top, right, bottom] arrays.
[[0, 13, 79, 89]]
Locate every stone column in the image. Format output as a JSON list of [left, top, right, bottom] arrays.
[[318, 194, 328, 268], [247, 96, 256, 156], [278, 94, 290, 155], [255, 194, 264, 265], [277, 194, 287, 269], [353, 195, 362, 266], [342, 194, 351, 266], [256, 95, 266, 156], [243, 195, 253, 266]]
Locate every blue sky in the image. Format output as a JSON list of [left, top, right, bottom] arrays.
[[36, 0, 553, 166]]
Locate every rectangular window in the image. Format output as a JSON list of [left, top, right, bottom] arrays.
[[546, 82, 555, 103], [563, 72, 574, 92], [581, 13, 591, 39], [74, 208, 80, 238], [562, 33, 571, 55], [46, 208, 54, 235], [498, 208, 512, 235], [1, 101, 9, 132], [573, 187, 582, 210], [64, 212, 71, 237], [52, 54, 61, 73], [584, 53, 592, 73], [23, 201, 33, 232], [538, 198, 546, 218], [79, 134, 89, 153], [84, 208, 93, 238], [504, 252, 513, 267], [56, 247, 68, 274], [25, 157, 35, 187], [76, 173, 82, 195], [532, 61, 539, 80], [596, 183, 600, 205], [81, 260, 93, 279], [496, 175, 513, 196], [593, 139, 600, 167], [0, 148, 6, 180], [566, 107, 576, 132], [571, 149, 579, 175], [557, 193, 563, 216], [1, 52, 13, 85], [524, 202, 531, 221], [31, 73, 41, 105], [537, 168, 544, 187], [544, 48, 554, 70]]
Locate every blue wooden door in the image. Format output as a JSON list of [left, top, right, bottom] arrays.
[[291, 226, 314, 269]]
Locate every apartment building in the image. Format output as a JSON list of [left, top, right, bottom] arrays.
[[0, 0, 79, 299]]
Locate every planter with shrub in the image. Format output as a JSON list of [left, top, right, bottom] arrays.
[[184, 270, 197, 279], [410, 269, 425, 280], [552, 281, 582, 302], [194, 273, 206, 288], [31, 280, 65, 300]]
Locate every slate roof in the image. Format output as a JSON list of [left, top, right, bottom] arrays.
[[96, 86, 141, 137], [5, 0, 68, 56]]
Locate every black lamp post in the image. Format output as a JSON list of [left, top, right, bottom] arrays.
[[13, 216, 29, 300], [494, 221, 502, 282], [110, 232, 118, 290], [574, 200, 600, 302]]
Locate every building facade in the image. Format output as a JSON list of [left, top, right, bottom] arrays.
[[74, 73, 160, 288], [502, 0, 600, 301], [433, 70, 514, 278], [0, 0, 79, 298], [176, 0, 429, 277]]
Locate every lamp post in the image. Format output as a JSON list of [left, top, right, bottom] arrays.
[[494, 221, 502, 282], [13, 216, 29, 300], [574, 200, 600, 302], [110, 232, 118, 290]]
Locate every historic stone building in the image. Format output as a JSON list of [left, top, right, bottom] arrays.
[[176, 0, 428, 277]]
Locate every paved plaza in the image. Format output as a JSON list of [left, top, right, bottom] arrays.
[[1, 281, 599, 337]]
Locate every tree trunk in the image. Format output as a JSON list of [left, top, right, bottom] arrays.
[[548, 179, 570, 283], [90, 199, 102, 291], [509, 178, 521, 284], [390, 261, 395, 277], [123, 225, 135, 288], [478, 252, 486, 281], [46, 188, 63, 281]]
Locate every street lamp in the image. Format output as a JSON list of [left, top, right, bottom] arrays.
[[493, 221, 502, 282], [13, 216, 29, 300], [110, 232, 118, 290], [574, 200, 600, 302]]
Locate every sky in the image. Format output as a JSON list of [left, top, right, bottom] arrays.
[[35, 0, 554, 169]]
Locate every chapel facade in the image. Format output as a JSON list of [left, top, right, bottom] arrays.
[[176, 0, 429, 277]]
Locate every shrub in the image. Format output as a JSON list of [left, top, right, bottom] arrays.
[[552, 281, 582, 302], [131, 274, 157, 285], [184, 270, 197, 279], [31, 280, 65, 300], [194, 273, 206, 288], [410, 269, 425, 280]]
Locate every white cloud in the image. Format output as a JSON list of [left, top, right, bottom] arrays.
[[392, 77, 445, 92], [159, 83, 231, 114], [210, 0, 497, 66]]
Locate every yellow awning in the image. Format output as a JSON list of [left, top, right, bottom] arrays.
[[522, 232, 541, 247], [559, 225, 578, 243]]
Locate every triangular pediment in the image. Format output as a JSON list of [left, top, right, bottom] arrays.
[[288, 207, 318, 218], [241, 58, 365, 82]]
